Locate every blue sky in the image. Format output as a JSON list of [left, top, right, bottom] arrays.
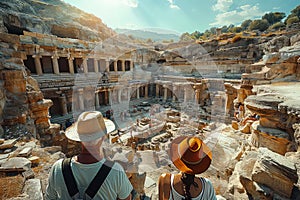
[[63, 0, 299, 34]]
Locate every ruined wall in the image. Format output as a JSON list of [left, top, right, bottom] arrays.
[[0, 32, 57, 143]]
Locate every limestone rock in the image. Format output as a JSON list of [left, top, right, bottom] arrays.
[[290, 33, 300, 46], [251, 148, 298, 198], [227, 151, 258, 198], [22, 179, 43, 200], [263, 35, 290, 54], [0, 0, 114, 41], [18, 146, 33, 157], [0, 157, 31, 172], [231, 121, 239, 130], [250, 121, 291, 155], [28, 156, 40, 166], [293, 123, 300, 151], [0, 138, 17, 150]]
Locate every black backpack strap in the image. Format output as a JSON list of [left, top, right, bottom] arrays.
[[85, 159, 114, 199], [62, 158, 79, 199]]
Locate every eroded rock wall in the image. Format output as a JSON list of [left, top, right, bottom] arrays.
[[0, 0, 115, 41], [0, 32, 57, 143]]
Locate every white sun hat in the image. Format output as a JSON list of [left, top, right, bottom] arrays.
[[65, 111, 115, 142]]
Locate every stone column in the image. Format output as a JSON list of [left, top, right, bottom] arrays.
[[194, 83, 202, 104], [121, 60, 125, 72], [95, 92, 100, 109], [127, 87, 131, 101], [114, 60, 118, 72], [195, 89, 200, 104], [136, 86, 140, 99], [118, 88, 122, 103], [78, 88, 84, 111], [144, 85, 148, 98], [106, 60, 110, 72], [108, 90, 112, 105], [172, 85, 177, 102], [68, 57, 74, 74], [94, 59, 99, 73], [156, 84, 160, 98], [130, 60, 134, 71], [32, 55, 43, 75], [51, 54, 60, 75], [58, 95, 68, 115], [184, 86, 188, 103], [163, 85, 168, 102], [83, 58, 88, 74], [104, 90, 109, 105]]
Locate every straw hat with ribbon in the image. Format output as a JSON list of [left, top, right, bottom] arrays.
[[65, 111, 115, 142], [169, 136, 212, 174]]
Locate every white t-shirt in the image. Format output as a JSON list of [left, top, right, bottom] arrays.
[[45, 158, 133, 200], [169, 174, 217, 200]]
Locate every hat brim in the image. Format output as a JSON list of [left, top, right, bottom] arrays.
[[169, 136, 212, 174], [65, 119, 115, 142]]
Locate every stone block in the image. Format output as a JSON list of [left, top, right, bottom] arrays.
[[252, 148, 298, 198], [231, 120, 239, 130], [0, 138, 17, 150], [22, 179, 43, 200], [0, 138, 4, 144], [0, 157, 31, 172], [28, 156, 40, 166], [18, 146, 33, 157], [251, 121, 291, 155], [22, 168, 35, 179]]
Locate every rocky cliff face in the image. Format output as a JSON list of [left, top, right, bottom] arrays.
[[0, 0, 115, 41], [0, 0, 118, 142], [0, 33, 56, 141]]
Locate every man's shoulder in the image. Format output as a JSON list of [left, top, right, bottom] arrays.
[[50, 158, 64, 171]]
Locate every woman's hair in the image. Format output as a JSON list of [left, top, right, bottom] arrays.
[[181, 173, 198, 200]]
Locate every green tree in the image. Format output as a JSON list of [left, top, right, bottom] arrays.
[[262, 12, 286, 25], [286, 16, 300, 26], [249, 19, 269, 32], [180, 32, 192, 41], [191, 31, 202, 40], [285, 5, 300, 24], [241, 19, 252, 30], [146, 38, 153, 43], [229, 26, 242, 33], [268, 22, 285, 30], [291, 5, 300, 18]]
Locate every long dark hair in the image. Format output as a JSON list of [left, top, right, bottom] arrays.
[[181, 173, 198, 200]]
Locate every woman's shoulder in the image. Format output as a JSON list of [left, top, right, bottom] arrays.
[[200, 177, 217, 198], [201, 177, 214, 187]]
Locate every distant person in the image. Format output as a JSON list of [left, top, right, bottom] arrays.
[[159, 136, 217, 200], [45, 111, 133, 200]]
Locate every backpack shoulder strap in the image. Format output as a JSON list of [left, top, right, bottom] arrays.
[[62, 158, 79, 199], [158, 173, 171, 200], [85, 159, 114, 199]]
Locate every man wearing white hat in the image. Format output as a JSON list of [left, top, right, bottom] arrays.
[[45, 111, 133, 200]]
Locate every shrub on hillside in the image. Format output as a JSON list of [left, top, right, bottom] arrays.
[[249, 19, 269, 32], [286, 16, 300, 26], [269, 22, 285, 31]]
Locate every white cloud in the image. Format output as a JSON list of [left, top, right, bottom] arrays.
[[167, 0, 180, 10], [122, 0, 138, 8], [210, 4, 264, 27], [212, 0, 233, 12]]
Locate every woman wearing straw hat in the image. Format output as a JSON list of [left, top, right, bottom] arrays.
[[159, 136, 217, 200], [45, 111, 133, 200]]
